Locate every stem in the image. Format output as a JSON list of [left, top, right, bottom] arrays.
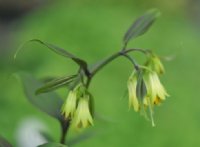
[[122, 54, 139, 71], [90, 52, 121, 77], [90, 48, 147, 76], [125, 48, 150, 55], [60, 119, 70, 144], [122, 42, 128, 51], [86, 77, 91, 88]]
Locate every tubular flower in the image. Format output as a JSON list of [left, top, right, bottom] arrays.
[[73, 95, 93, 129], [127, 72, 139, 111], [144, 71, 169, 105], [127, 72, 147, 111], [61, 90, 77, 119], [61, 83, 94, 129], [146, 55, 165, 74]]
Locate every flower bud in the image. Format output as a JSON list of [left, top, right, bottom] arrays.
[[147, 55, 165, 74]]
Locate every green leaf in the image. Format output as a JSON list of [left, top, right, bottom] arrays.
[[38, 142, 67, 147], [136, 71, 147, 101], [88, 93, 95, 117], [0, 136, 12, 147], [123, 9, 161, 45], [68, 130, 96, 146], [19, 73, 64, 120], [15, 39, 88, 72], [39, 131, 54, 142], [36, 75, 77, 95], [67, 74, 82, 90]]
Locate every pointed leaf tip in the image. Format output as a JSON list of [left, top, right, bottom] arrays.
[[123, 9, 161, 45], [15, 39, 88, 72], [31, 39, 88, 70]]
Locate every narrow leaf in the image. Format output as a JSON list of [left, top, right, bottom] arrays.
[[38, 142, 67, 147], [19, 73, 64, 121], [15, 39, 88, 72], [0, 136, 12, 147], [88, 93, 95, 117], [36, 75, 77, 95], [31, 39, 88, 71], [123, 9, 161, 45], [136, 71, 147, 101], [67, 74, 82, 90]]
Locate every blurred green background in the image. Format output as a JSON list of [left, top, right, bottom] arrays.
[[0, 0, 200, 146]]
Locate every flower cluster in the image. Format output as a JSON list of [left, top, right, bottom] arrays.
[[127, 55, 169, 126], [61, 84, 93, 129]]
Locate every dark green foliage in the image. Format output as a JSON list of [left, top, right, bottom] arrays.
[[20, 73, 64, 120]]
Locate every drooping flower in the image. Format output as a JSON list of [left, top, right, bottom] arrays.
[[73, 95, 93, 129], [61, 90, 77, 119], [127, 71, 148, 111], [61, 83, 94, 129], [144, 71, 169, 105], [126, 53, 169, 126], [127, 72, 139, 111]]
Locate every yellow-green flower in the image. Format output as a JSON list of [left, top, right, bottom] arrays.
[[73, 96, 93, 129], [127, 72, 139, 111], [144, 71, 169, 105], [147, 55, 165, 74], [127, 72, 148, 111], [61, 90, 77, 119], [127, 69, 169, 127], [61, 83, 94, 129]]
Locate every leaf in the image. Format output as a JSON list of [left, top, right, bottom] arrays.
[[88, 93, 95, 117], [123, 9, 161, 45], [38, 142, 67, 147], [39, 131, 54, 142], [36, 75, 77, 95], [136, 71, 147, 101], [15, 39, 88, 72], [0, 136, 12, 147], [88, 52, 120, 75], [68, 130, 96, 146], [67, 74, 82, 90], [19, 73, 64, 121]]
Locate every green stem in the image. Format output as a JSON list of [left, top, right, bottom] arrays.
[[90, 52, 121, 77], [86, 77, 91, 89], [125, 48, 150, 55], [90, 48, 147, 77], [60, 119, 70, 144], [84, 48, 149, 89], [122, 54, 139, 71]]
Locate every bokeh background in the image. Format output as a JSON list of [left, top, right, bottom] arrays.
[[0, 0, 200, 146]]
